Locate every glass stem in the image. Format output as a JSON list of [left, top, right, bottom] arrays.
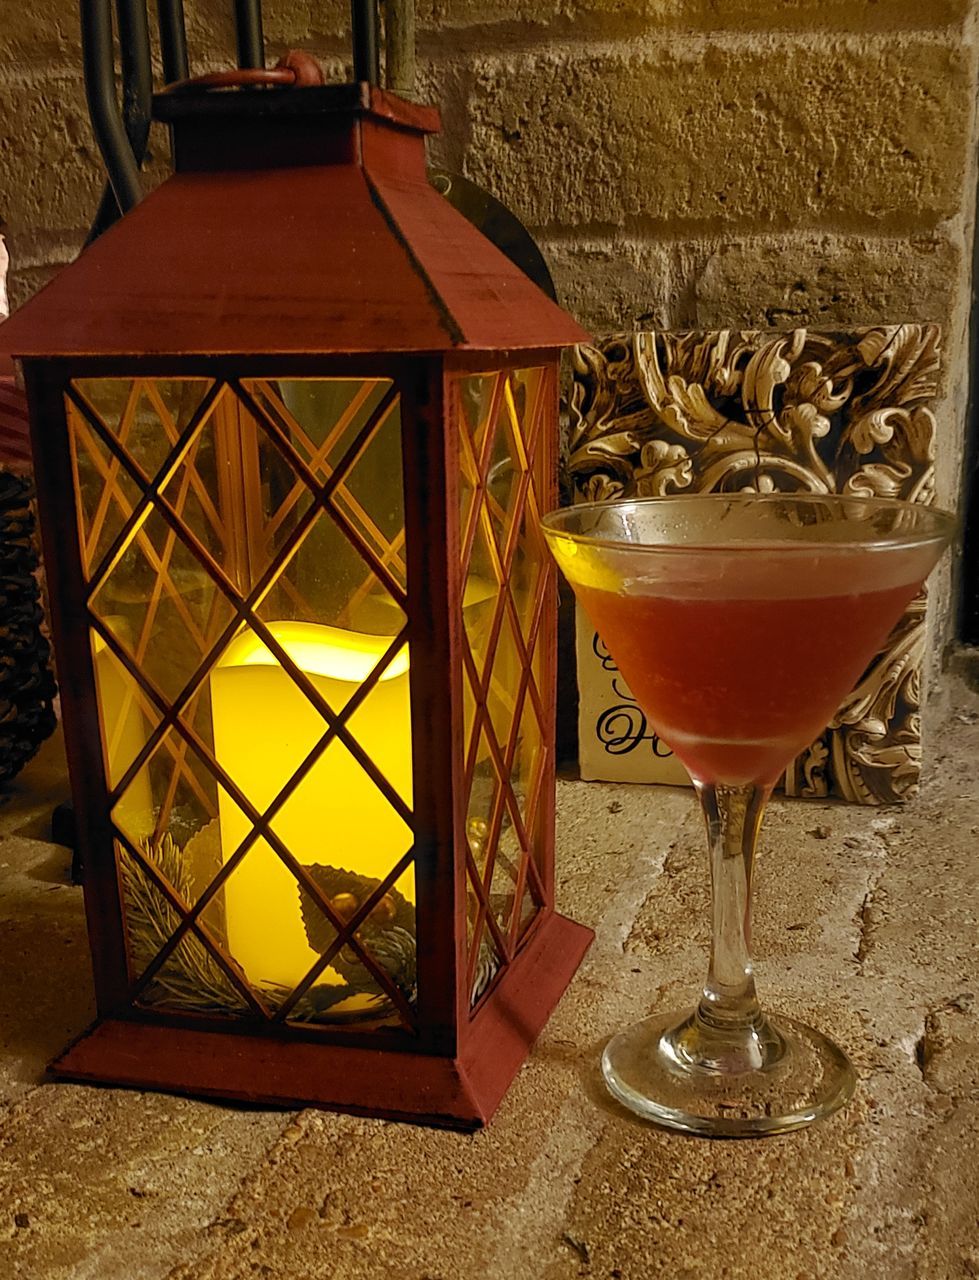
[[686, 780, 781, 1069]]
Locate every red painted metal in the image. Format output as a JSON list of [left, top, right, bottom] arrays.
[[0, 86, 588, 361], [23, 364, 132, 1013], [50, 911, 593, 1129], [9, 83, 594, 1125], [400, 360, 463, 1054]]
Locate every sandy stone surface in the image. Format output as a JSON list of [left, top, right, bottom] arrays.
[[0, 682, 977, 1279]]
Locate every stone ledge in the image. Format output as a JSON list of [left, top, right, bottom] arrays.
[[0, 685, 977, 1277]]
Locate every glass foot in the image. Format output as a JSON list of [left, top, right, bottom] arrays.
[[601, 1008, 856, 1137]]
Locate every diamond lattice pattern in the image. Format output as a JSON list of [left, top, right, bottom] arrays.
[[67, 377, 417, 1028], [455, 367, 551, 1008]]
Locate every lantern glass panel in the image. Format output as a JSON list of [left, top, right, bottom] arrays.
[[67, 376, 416, 1028], [70, 424, 145, 583], [454, 366, 550, 1008], [69, 378, 214, 586], [115, 838, 254, 1015]]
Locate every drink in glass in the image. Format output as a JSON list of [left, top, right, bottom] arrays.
[[542, 494, 955, 1136]]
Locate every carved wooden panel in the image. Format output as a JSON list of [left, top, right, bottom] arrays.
[[568, 327, 939, 805]]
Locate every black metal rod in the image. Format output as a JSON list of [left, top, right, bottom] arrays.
[[86, 0, 153, 243], [234, 0, 265, 70], [86, 182, 120, 245], [117, 0, 153, 151], [80, 0, 143, 214], [157, 0, 190, 83], [351, 0, 380, 84]]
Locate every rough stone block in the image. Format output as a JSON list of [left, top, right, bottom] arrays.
[[2, 0, 967, 74], [417, 1, 971, 34], [540, 237, 673, 333], [917, 998, 979, 1095], [0, 833, 89, 1110], [0, 74, 102, 241], [691, 233, 962, 329], [6, 262, 68, 314], [0, 2, 79, 65], [0, 1086, 286, 1278], [255, 0, 349, 47], [463, 40, 971, 233], [181, 0, 238, 61]]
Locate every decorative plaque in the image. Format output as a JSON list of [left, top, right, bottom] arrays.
[[568, 327, 940, 805]]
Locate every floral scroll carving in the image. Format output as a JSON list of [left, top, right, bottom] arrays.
[[568, 327, 940, 805]]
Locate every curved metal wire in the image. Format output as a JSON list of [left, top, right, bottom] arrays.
[[81, 0, 144, 226], [157, 0, 190, 83], [234, 0, 265, 70]]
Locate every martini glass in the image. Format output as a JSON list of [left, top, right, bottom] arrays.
[[541, 494, 955, 1137]]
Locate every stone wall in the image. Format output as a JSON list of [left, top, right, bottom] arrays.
[[1, 1, 977, 607]]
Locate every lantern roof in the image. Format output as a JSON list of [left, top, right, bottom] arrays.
[[2, 84, 590, 359]]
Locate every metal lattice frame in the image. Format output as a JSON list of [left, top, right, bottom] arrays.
[[453, 366, 555, 1005], [65, 375, 419, 1029]]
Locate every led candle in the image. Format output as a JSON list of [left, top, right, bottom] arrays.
[[209, 622, 412, 991]]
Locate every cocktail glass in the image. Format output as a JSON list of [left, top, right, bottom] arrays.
[[541, 494, 955, 1137]]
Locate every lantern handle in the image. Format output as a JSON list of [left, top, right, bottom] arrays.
[[159, 54, 326, 97]]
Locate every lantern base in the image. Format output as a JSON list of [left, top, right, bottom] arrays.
[[48, 912, 593, 1130]]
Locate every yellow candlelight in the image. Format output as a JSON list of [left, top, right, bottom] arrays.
[[94, 621, 154, 840], [209, 622, 412, 992]]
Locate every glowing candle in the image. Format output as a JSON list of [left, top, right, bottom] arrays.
[[209, 622, 412, 991]]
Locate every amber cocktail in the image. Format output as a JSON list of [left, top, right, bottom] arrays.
[[542, 494, 955, 1136]]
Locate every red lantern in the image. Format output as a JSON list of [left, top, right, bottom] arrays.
[[1, 81, 593, 1128]]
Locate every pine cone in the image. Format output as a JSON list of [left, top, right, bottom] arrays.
[[298, 864, 417, 999], [0, 472, 56, 787]]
